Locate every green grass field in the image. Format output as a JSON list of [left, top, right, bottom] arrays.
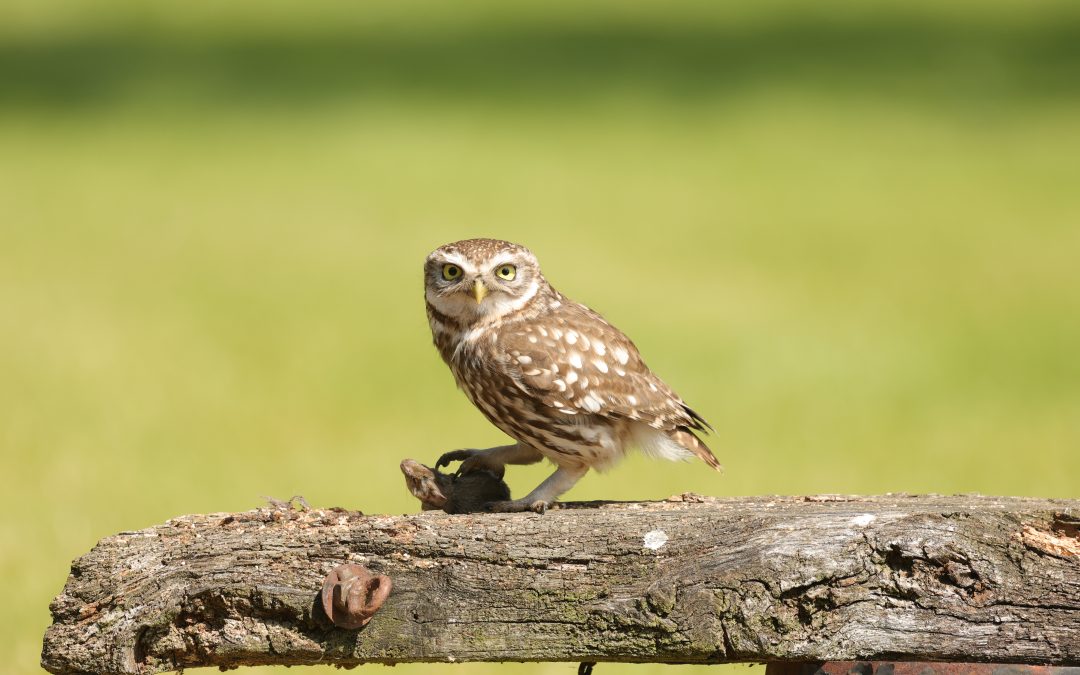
[[2, 1, 1079, 673]]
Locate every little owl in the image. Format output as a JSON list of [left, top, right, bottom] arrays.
[[425, 238, 720, 513]]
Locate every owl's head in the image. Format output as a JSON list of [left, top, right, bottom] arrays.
[[425, 239, 545, 323]]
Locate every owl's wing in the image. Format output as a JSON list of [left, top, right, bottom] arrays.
[[499, 306, 710, 433]]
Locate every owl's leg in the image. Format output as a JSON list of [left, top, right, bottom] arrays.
[[488, 465, 588, 514], [436, 442, 543, 478]]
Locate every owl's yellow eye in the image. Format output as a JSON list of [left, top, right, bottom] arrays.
[[495, 264, 517, 281], [442, 264, 462, 281]]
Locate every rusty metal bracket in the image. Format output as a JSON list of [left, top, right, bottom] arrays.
[[320, 563, 392, 629]]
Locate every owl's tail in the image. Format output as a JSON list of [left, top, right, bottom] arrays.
[[673, 428, 724, 472]]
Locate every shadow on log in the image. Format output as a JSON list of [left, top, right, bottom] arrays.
[[41, 494, 1080, 674]]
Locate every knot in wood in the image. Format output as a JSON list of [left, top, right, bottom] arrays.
[[320, 564, 392, 629]]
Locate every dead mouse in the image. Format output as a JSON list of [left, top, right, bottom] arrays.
[[400, 459, 511, 514]]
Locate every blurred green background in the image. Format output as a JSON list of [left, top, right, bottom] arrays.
[[2, 0, 1079, 673]]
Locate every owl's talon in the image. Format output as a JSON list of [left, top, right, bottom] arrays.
[[488, 499, 551, 514], [435, 449, 475, 471]]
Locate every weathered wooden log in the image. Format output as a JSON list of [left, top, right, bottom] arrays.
[[41, 494, 1080, 674]]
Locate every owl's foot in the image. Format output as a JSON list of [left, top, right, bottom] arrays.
[[487, 498, 551, 514], [435, 449, 474, 471], [435, 449, 507, 478]]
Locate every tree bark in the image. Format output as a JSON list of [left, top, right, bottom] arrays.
[[41, 494, 1080, 674]]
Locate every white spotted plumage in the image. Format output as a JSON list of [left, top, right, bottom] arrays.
[[424, 238, 721, 512]]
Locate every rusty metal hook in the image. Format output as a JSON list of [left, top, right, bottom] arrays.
[[321, 563, 392, 629]]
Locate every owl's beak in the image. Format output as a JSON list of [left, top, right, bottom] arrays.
[[472, 279, 489, 304]]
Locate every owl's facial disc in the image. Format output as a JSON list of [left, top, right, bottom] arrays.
[[425, 241, 543, 323]]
